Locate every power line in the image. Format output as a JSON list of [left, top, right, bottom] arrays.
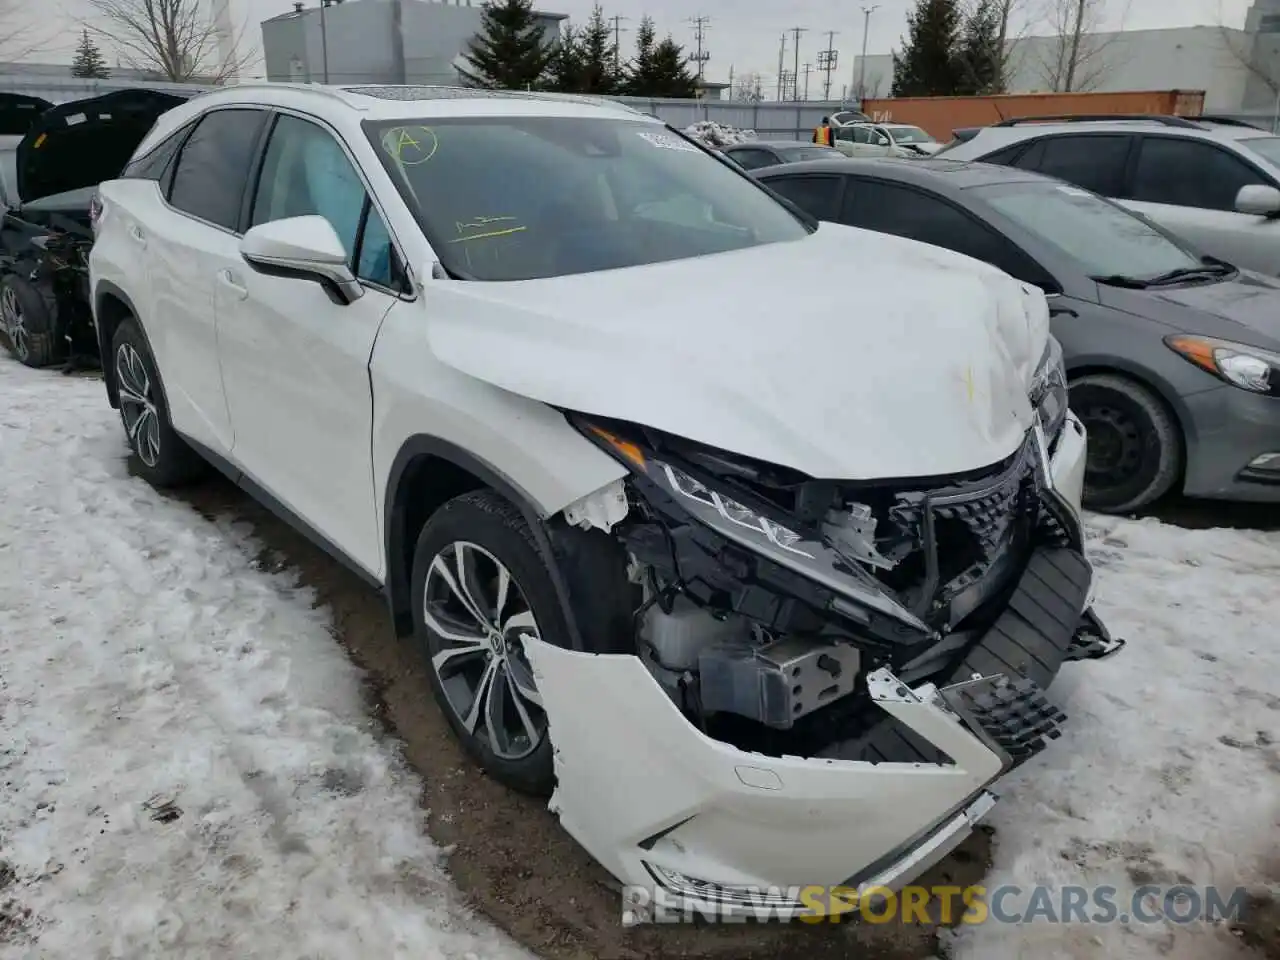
[[689, 16, 711, 81], [607, 14, 629, 73], [789, 26, 807, 101]]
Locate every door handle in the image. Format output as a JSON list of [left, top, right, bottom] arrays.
[[218, 268, 248, 300], [128, 224, 146, 247]]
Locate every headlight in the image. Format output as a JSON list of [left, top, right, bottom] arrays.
[[1165, 334, 1280, 396], [574, 420, 932, 636], [1030, 335, 1068, 440]]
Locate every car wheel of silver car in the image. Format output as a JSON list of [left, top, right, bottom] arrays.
[[1071, 373, 1182, 514], [110, 318, 206, 488]]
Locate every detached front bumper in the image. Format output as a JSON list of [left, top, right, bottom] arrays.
[[527, 640, 1010, 918]]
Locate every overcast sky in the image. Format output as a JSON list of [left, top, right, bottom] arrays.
[[24, 0, 1255, 91]]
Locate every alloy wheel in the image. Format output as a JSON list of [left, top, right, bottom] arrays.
[[423, 541, 546, 760], [115, 342, 161, 467], [1, 285, 27, 362]]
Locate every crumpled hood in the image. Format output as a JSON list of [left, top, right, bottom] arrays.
[[425, 224, 1050, 480]]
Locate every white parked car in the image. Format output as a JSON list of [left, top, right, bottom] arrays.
[[90, 82, 1118, 918], [833, 121, 942, 158]]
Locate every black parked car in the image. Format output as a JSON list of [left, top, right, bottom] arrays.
[[0, 89, 189, 369], [755, 157, 1280, 514]]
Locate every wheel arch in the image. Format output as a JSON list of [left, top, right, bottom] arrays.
[[94, 280, 141, 409], [383, 434, 589, 652], [1066, 358, 1191, 490]]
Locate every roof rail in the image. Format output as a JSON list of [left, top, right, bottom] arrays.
[[214, 80, 370, 109], [1195, 115, 1264, 128], [992, 114, 1203, 128]]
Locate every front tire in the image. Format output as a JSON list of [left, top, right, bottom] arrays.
[[1071, 373, 1181, 514], [110, 318, 206, 488], [411, 490, 565, 796]]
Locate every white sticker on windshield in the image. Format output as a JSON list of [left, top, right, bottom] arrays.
[[636, 131, 699, 152], [1055, 185, 1091, 197]]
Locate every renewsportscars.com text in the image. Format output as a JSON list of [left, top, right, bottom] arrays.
[[620, 883, 1249, 926]]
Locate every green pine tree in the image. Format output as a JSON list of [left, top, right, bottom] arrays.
[[622, 16, 658, 96], [71, 29, 111, 80], [648, 35, 697, 98], [458, 0, 553, 90], [891, 0, 965, 96], [575, 5, 622, 94], [955, 0, 1003, 94], [545, 24, 585, 92]]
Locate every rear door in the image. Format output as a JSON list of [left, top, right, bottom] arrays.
[[143, 106, 271, 453], [1119, 135, 1280, 275], [1004, 133, 1134, 198]]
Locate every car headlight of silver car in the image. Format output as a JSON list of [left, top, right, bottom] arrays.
[[1030, 335, 1069, 441], [1165, 334, 1280, 396]]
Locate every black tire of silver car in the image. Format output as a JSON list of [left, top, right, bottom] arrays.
[[1070, 374, 1182, 514], [110, 318, 207, 488], [0, 274, 57, 368]]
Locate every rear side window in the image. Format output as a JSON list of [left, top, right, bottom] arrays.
[[1131, 137, 1270, 211], [168, 108, 268, 231], [765, 175, 843, 218], [1014, 134, 1131, 196], [976, 142, 1028, 165], [840, 179, 1049, 285], [122, 123, 191, 184]]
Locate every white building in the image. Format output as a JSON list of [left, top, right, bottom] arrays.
[[851, 24, 1257, 113]]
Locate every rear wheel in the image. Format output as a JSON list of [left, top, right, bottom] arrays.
[[1070, 373, 1181, 514], [0, 274, 57, 368], [110, 318, 206, 487]]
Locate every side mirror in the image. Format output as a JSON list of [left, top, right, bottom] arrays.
[[240, 215, 363, 305], [1234, 184, 1280, 218]]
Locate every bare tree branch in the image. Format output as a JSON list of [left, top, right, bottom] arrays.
[[0, 0, 57, 62], [87, 0, 259, 83], [1034, 0, 1130, 92], [1215, 1, 1278, 96]]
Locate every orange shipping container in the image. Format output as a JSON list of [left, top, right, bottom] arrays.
[[857, 89, 1206, 142]]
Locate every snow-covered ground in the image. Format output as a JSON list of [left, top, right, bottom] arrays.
[[0, 359, 530, 958], [1, 354, 1277, 959]]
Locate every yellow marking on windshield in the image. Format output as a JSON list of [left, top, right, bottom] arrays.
[[380, 125, 438, 165], [449, 226, 527, 242]]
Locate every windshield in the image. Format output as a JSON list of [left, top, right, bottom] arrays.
[[778, 145, 842, 161], [1241, 135, 1280, 168], [974, 180, 1202, 278], [887, 126, 932, 144], [364, 117, 811, 281]]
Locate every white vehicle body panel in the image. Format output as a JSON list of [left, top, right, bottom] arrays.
[[527, 409, 1089, 902], [425, 224, 1051, 481], [1118, 198, 1280, 277]]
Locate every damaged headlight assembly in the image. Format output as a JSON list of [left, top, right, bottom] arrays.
[[1030, 335, 1068, 443], [569, 417, 934, 647]]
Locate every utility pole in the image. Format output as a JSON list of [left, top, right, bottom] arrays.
[[607, 14, 629, 73], [789, 26, 807, 101], [802, 62, 813, 100], [319, 0, 331, 84], [856, 5, 879, 103], [727, 64, 735, 96], [817, 30, 838, 100], [689, 16, 711, 81], [775, 32, 786, 101]]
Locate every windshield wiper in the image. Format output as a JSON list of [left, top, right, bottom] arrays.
[[1091, 274, 1151, 289], [1144, 259, 1235, 286]]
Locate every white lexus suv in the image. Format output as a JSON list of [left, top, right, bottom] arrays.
[[90, 83, 1119, 919]]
